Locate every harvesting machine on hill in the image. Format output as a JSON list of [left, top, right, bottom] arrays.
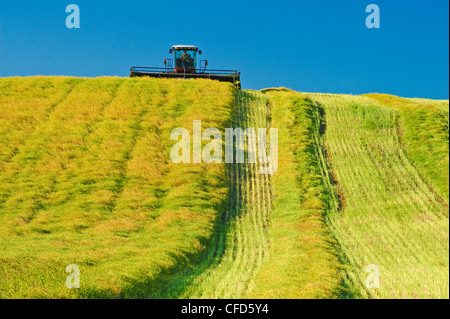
[[130, 45, 241, 89]]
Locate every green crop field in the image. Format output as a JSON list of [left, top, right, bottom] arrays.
[[0, 77, 234, 298], [0, 76, 448, 299], [307, 93, 449, 298]]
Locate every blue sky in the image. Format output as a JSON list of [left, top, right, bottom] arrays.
[[0, 0, 448, 99]]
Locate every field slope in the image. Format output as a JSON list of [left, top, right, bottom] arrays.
[[0, 77, 448, 299], [0, 76, 234, 298], [246, 90, 342, 298], [307, 93, 449, 298], [246, 89, 448, 299]]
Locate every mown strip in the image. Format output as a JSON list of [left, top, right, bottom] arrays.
[[180, 91, 273, 299], [308, 93, 449, 298], [247, 89, 342, 298], [144, 91, 274, 299], [364, 94, 449, 203]]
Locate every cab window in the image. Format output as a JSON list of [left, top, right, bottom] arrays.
[[175, 50, 196, 68]]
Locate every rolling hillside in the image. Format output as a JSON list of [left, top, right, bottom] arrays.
[[248, 90, 448, 299], [308, 93, 448, 298], [0, 77, 234, 298], [0, 77, 448, 299]]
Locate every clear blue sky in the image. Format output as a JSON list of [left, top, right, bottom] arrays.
[[0, 0, 448, 99]]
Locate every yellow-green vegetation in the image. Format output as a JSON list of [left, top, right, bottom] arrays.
[[307, 93, 449, 298], [246, 89, 341, 298], [146, 91, 273, 299], [1, 76, 448, 299], [185, 91, 274, 298], [0, 76, 234, 298], [365, 94, 449, 201], [181, 91, 273, 298]]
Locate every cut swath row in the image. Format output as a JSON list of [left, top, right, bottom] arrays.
[[179, 91, 273, 299], [309, 94, 449, 299]]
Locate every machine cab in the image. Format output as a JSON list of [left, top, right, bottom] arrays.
[[169, 45, 202, 73]]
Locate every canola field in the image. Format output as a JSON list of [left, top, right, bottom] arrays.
[[0, 77, 448, 299]]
